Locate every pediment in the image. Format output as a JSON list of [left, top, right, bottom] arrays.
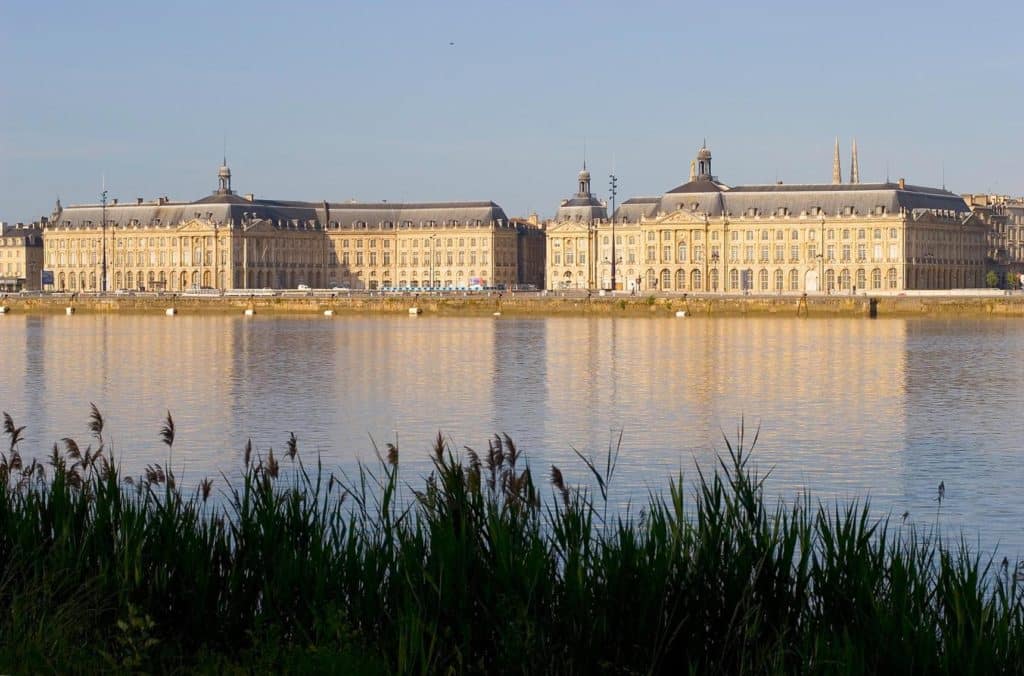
[[648, 209, 710, 226], [546, 221, 591, 235]]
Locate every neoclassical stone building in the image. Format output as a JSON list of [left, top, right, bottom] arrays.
[[546, 144, 987, 293], [0, 223, 44, 291], [43, 163, 532, 292]]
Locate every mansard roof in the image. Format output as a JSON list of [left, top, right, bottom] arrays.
[[652, 181, 971, 220], [665, 178, 729, 194], [47, 194, 510, 230]]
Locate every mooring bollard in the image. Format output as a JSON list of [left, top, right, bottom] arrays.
[[244, 308, 255, 317], [408, 307, 421, 315], [65, 306, 75, 315], [323, 309, 335, 317], [165, 308, 177, 316], [0, 306, 9, 315], [675, 310, 687, 318]]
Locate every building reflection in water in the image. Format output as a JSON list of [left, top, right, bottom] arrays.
[[5, 314, 1024, 555]]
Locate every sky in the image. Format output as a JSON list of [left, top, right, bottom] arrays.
[[2, 0, 1022, 223]]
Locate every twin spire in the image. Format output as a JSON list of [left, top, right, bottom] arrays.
[[832, 137, 860, 185]]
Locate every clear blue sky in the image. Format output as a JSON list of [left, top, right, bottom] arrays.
[[2, 0, 1022, 223]]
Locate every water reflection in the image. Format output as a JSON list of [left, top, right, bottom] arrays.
[[0, 314, 1020, 555]]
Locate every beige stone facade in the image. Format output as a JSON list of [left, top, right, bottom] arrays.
[[41, 164, 530, 292], [0, 224, 44, 291], [546, 147, 988, 293], [964, 193, 1024, 279]]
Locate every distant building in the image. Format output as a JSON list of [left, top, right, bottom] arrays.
[[546, 142, 987, 293], [0, 222, 44, 291], [43, 163, 522, 292]]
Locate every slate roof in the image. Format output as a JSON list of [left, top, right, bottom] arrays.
[[48, 194, 510, 231]]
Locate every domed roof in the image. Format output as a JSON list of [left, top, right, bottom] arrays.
[[578, 169, 591, 181], [218, 164, 232, 177], [697, 146, 711, 160]]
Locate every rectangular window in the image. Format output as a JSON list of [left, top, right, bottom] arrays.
[[808, 244, 817, 259], [826, 244, 835, 261], [356, 252, 364, 265], [745, 245, 753, 262], [760, 245, 769, 262], [646, 246, 655, 262], [841, 245, 851, 262], [790, 245, 799, 261], [663, 245, 672, 262]]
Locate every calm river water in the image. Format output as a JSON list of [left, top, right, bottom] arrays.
[[1, 314, 1022, 556]]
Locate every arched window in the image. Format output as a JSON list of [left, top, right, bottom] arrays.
[[856, 268, 866, 290], [181, 271, 188, 289], [58, 272, 65, 290], [661, 269, 672, 289], [89, 272, 96, 290], [114, 272, 122, 289], [676, 269, 686, 289], [191, 271, 200, 287], [826, 269, 835, 291], [79, 272, 86, 290], [774, 269, 783, 291], [759, 269, 769, 291], [710, 268, 719, 291], [691, 269, 702, 290], [789, 269, 799, 291], [69, 274, 77, 291], [887, 268, 897, 289], [646, 269, 657, 289], [839, 269, 851, 290], [677, 243, 688, 262], [730, 268, 739, 290], [871, 268, 882, 289], [148, 271, 155, 287]]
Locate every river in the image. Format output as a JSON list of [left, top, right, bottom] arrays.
[[1, 313, 1022, 556]]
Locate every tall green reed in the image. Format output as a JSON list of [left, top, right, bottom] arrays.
[[0, 408, 1022, 674]]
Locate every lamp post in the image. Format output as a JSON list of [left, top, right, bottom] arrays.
[[609, 174, 618, 291], [101, 188, 108, 293], [429, 234, 435, 290], [710, 250, 720, 292]]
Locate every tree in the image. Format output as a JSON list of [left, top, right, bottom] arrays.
[[985, 270, 999, 288]]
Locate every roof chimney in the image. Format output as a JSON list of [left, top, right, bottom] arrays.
[[136, 197, 143, 205], [898, 178, 905, 189], [111, 198, 118, 205], [245, 193, 254, 202]]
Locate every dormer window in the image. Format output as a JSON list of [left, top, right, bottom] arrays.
[[843, 206, 854, 216], [777, 207, 789, 217], [874, 206, 886, 215], [746, 207, 758, 218]]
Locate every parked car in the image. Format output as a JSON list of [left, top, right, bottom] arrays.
[[297, 284, 311, 291]]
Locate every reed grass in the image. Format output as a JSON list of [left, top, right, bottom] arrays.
[[1, 409, 1022, 674]]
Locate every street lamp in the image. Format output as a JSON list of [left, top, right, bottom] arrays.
[[429, 234, 436, 290], [101, 188, 108, 293], [609, 174, 618, 291], [710, 250, 720, 292]]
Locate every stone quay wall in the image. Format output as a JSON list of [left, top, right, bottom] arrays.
[[4, 292, 1024, 318]]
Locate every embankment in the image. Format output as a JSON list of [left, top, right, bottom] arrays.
[[3, 292, 1024, 318]]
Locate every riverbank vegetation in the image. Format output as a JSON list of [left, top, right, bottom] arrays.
[[1, 408, 1022, 674]]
